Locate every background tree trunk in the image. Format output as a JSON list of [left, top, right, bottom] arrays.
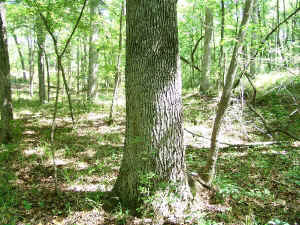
[[0, 2, 13, 144], [36, 18, 46, 104], [113, 0, 192, 219], [250, 0, 258, 76], [12, 33, 27, 81], [27, 34, 34, 97], [87, 0, 100, 102], [219, 0, 225, 89], [200, 7, 213, 93], [109, 1, 124, 122]]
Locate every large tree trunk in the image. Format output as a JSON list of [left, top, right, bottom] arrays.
[[36, 18, 46, 104], [200, 7, 213, 93], [113, 0, 192, 220], [87, 0, 99, 101], [12, 33, 27, 81], [0, 3, 13, 144], [203, 0, 253, 185]]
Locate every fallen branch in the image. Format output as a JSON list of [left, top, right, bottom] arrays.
[[184, 128, 286, 148], [247, 104, 300, 141]]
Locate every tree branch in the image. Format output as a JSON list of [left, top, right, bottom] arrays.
[[233, 6, 300, 89], [191, 35, 204, 65], [247, 104, 300, 141], [180, 56, 201, 72]]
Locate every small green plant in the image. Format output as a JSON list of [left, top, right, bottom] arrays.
[[23, 200, 32, 210]]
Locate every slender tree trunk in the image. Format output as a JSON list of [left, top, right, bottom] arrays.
[[203, 0, 253, 185], [113, 0, 192, 219], [199, 7, 213, 93], [87, 0, 99, 102], [27, 34, 34, 97], [39, 0, 87, 128], [250, 0, 257, 76], [76, 40, 80, 94], [82, 39, 88, 96], [44, 50, 50, 102], [0, 3, 13, 144], [109, 1, 124, 122], [36, 18, 46, 104], [219, 0, 225, 88], [12, 33, 27, 81], [276, 0, 286, 67]]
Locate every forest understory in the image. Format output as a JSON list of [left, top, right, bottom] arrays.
[[1, 70, 299, 225]]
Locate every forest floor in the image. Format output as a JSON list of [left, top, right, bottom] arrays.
[[1, 72, 299, 225]]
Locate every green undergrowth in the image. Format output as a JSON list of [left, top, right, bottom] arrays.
[[1, 74, 299, 224]]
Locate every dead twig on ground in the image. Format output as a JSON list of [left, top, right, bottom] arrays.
[[184, 128, 290, 148], [247, 103, 300, 141]]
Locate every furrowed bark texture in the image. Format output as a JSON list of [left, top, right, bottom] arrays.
[[0, 3, 13, 144], [114, 0, 192, 214]]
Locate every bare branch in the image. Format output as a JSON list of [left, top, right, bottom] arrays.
[[180, 56, 201, 72], [191, 35, 204, 65]]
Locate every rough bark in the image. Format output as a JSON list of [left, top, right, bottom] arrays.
[[199, 7, 213, 93], [87, 0, 100, 101], [109, 1, 124, 122], [113, 0, 192, 220], [12, 33, 27, 81], [0, 2, 13, 144], [203, 0, 253, 185], [36, 18, 46, 104]]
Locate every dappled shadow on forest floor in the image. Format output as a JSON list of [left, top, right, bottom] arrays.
[[0, 102, 127, 225], [186, 144, 300, 224], [1, 79, 300, 225]]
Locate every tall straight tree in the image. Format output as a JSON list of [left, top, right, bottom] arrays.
[[0, 2, 13, 144], [113, 0, 193, 219], [87, 0, 100, 101], [12, 33, 27, 80], [36, 17, 46, 104], [199, 7, 213, 93]]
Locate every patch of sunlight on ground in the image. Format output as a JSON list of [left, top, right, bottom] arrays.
[[24, 147, 45, 157], [80, 148, 96, 158], [292, 141, 300, 147], [43, 157, 74, 167], [76, 161, 89, 170], [39, 117, 52, 126], [64, 183, 113, 192], [85, 112, 107, 121], [221, 150, 288, 158], [254, 71, 294, 90], [184, 124, 249, 149], [16, 109, 33, 117]]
